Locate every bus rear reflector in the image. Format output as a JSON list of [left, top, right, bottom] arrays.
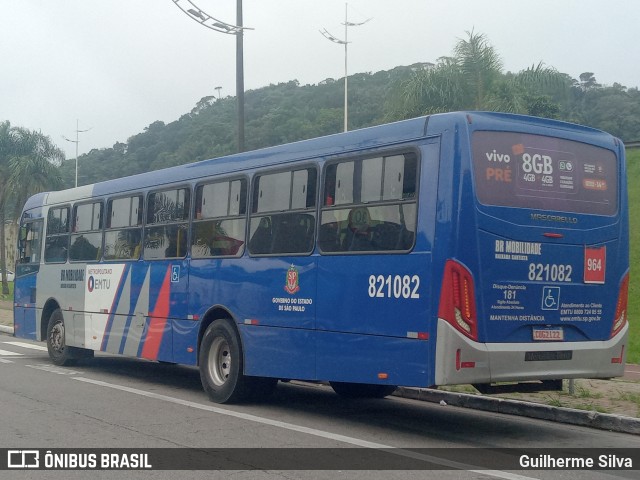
[[611, 272, 629, 339], [438, 260, 478, 341], [455, 349, 476, 370]]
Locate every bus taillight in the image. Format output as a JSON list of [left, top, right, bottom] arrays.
[[439, 260, 478, 341], [611, 272, 629, 339]]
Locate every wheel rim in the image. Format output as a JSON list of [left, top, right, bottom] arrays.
[[207, 337, 231, 386], [50, 321, 65, 353]]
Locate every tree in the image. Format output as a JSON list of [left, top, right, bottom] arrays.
[[578, 72, 601, 91], [0, 122, 63, 295], [387, 32, 570, 120], [454, 30, 503, 110]]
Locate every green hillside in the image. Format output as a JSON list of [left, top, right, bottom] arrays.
[[627, 148, 639, 363]]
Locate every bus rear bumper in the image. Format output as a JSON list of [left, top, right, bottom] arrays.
[[434, 319, 627, 386]]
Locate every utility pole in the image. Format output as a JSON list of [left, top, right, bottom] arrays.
[[63, 119, 91, 188], [173, 0, 252, 152], [321, 3, 371, 132]]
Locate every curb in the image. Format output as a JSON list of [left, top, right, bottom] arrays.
[[0, 325, 13, 335], [394, 387, 640, 435]]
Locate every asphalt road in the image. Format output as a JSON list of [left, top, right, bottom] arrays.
[[0, 334, 638, 480]]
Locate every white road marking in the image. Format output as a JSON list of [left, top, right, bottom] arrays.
[[26, 364, 80, 375], [0, 358, 14, 363], [3, 341, 48, 352], [73, 376, 536, 480], [0, 349, 22, 356]]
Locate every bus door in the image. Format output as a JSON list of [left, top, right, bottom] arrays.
[[469, 131, 627, 375], [14, 216, 44, 340], [316, 143, 439, 386]]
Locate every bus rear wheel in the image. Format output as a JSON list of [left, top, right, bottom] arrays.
[[199, 320, 278, 403], [330, 381, 397, 399], [199, 320, 251, 403]]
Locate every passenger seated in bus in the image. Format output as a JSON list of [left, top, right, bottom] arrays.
[[344, 207, 374, 251], [271, 213, 314, 254], [70, 235, 98, 261]]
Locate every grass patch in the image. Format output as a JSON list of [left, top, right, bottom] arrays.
[[438, 384, 479, 394], [571, 403, 610, 414], [573, 384, 603, 400], [617, 391, 640, 405]]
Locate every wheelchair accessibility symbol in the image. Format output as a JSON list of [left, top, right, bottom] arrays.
[[541, 286, 560, 310], [171, 265, 180, 283]]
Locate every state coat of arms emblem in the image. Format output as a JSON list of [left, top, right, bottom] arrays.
[[284, 265, 300, 294]]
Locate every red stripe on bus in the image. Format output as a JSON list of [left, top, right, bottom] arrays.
[[141, 268, 172, 360]]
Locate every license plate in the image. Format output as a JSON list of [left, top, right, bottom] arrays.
[[532, 328, 564, 341]]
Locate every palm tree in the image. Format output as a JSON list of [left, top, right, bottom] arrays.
[[454, 30, 503, 110], [386, 31, 571, 120], [0, 122, 63, 295]]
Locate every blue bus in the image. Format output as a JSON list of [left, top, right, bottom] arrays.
[[13, 112, 629, 403]]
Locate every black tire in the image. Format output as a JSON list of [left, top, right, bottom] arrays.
[[46, 309, 93, 366], [46, 309, 75, 366], [330, 381, 397, 399], [199, 320, 251, 403]]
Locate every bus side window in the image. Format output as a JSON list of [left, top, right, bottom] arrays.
[[191, 178, 247, 258], [249, 167, 316, 256], [320, 153, 417, 254], [144, 187, 190, 260], [104, 195, 143, 261], [70, 201, 103, 262], [17, 219, 43, 276], [44, 206, 70, 263]]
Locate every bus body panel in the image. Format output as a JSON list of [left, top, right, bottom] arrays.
[[315, 253, 431, 337], [316, 331, 431, 386], [240, 325, 316, 379], [435, 319, 627, 385], [477, 232, 622, 342]]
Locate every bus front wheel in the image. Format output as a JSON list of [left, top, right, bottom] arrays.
[[46, 309, 92, 366]]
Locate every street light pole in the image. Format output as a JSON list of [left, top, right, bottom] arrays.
[[173, 0, 252, 153], [63, 119, 91, 188], [342, 3, 348, 133], [236, 0, 245, 152], [321, 3, 371, 132]]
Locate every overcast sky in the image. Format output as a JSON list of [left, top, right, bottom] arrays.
[[2, 0, 639, 159]]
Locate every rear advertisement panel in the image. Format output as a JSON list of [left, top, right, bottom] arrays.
[[472, 131, 617, 216], [471, 131, 620, 343]]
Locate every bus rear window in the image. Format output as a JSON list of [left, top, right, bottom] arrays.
[[472, 131, 618, 216]]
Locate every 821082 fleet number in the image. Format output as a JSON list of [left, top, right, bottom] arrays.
[[368, 275, 420, 299], [528, 263, 572, 282]]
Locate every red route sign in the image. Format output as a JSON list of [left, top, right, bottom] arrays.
[[584, 246, 606, 284]]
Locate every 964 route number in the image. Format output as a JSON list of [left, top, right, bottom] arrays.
[[368, 274, 420, 299]]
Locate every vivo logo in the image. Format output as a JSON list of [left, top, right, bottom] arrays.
[[486, 150, 511, 163]]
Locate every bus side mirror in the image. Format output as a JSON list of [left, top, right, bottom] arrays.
[[19, 226, 28, 243]]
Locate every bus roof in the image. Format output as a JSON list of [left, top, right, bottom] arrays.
[[26, 115, 431, 210], [24, 111, 619, 211]]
